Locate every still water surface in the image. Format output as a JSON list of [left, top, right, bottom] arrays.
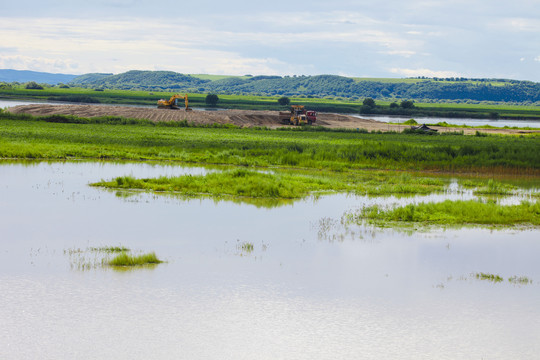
[[358, 114, 540, 128], [1, 161, 539, 359]]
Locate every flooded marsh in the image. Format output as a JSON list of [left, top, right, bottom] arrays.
[[1, 161, 539, 360]]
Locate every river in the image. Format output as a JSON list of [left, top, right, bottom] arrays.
[[1, 161, 539, 359]]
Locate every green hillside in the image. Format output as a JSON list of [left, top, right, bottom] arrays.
[[67, 71, 540, 104]]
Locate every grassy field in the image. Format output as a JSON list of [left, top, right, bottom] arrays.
[[1, 111, 539, 175], [2, 86, 539, 120]]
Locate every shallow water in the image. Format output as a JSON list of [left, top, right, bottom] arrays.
[[356, 114, 540, 129], [1, 161, 539, 360]]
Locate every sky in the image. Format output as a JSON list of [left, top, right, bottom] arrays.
[[1, 0, 539, 81]]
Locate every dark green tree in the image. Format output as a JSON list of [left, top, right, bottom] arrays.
[[363, 97, 376, 107], [25, 81, 44, 90], [205, 94, 219, 106], [278, 96, 290, 106], [389, 102, 399, 108], [400, 100, 415, 109]]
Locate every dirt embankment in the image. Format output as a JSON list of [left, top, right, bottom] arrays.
[[6, 104, 539, 135]]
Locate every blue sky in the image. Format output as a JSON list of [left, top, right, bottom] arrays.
[[1, 0, 539, 81]]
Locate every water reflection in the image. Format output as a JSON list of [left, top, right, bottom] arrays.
[[110, 188, 297, 208]]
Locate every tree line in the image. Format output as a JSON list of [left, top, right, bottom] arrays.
[[5, 70, 539, 104]]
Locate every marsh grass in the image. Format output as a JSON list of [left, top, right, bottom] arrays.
[[92, 167, 453, 201], [89, 246, 130, 253], [475, 272, 504, 283], [508, 276, 533, 285], [93, 168, 339, 199], [64, 247, 162, 269], [240, 242, 254, 253], [107, 252, 163, 266], [473, 179, 516, 195], [353, 199, 540, 226]]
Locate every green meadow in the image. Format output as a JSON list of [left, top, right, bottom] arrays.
[[1, 111, 539, 174]]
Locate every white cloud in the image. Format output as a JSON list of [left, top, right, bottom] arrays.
[[0, 55, 79, 73], [389, 68, 461, 78], [383, 50, 416, 57], [535, 56, 540, 62], [0, 2, 539, 81], [497, 18, 540, 32]]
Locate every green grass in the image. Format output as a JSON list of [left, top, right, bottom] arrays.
[[92, 168, 450, 206], [240, 242, 254, 253], [352, 200, 540, 226], [473, 179, 516, 195], [1, 112, 539, 175], [475, 272, 504, 283], [107, 252, 163, 266], [508, 276, 533, 285], [92, 168, 339, 199], [89, 246, 130, 253]]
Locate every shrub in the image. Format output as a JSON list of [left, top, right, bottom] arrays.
[[205, 93, 219, 106], [25, 81, 43, 90], [278, 96, 290, 106], [363, 98, 376, 107]]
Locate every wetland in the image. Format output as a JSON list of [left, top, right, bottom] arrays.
[[1, 113, 539, 359]]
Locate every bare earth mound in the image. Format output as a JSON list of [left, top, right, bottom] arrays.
[[6, 104, 539, 135]]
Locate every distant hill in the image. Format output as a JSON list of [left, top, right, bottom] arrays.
[[69, 70, 207, 90], [68, 70, 540, 104], [0, 69, 78, 84]]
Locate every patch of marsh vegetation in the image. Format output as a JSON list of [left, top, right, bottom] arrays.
[[348, 199, 540, 227], [473, 179, 517, 196], [239, 241, 254, 253], [92, 168, 451, 202], [89, 246, 130, 253], [474, 273, 533, 285], [460, 178, 539, 198], [508, 276, 533, 285], [475, 272, 504, 283], [107, 252, 163, 266], [93, 168, 337, 199], [64, 246, 163, 270]]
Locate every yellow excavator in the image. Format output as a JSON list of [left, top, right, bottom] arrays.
[[278, 105, 317, 125], [157, 94, 192, 110]]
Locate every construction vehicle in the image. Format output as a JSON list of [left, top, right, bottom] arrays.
[[278, 105, 317, 125], [157, 94, 192, 110]]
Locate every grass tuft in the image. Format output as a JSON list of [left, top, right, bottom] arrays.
[[475, 272, 504, 283], [107, 252, 163, 266], [241, 242, 254, 252], [508, 276, 532, 285], [89, 246, 130, 253]]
